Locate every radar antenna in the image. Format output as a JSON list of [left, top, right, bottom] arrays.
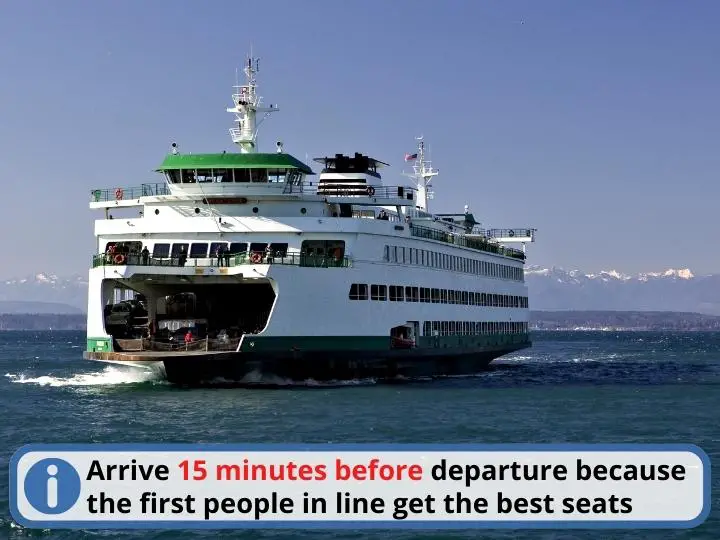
[[402, 136, 438, 212], [226, 52, 278, 153]]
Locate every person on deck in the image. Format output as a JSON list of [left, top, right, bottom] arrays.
[[141, 246, 150, 265]]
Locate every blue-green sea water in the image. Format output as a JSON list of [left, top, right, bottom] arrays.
[[1, 330, 718, 539]]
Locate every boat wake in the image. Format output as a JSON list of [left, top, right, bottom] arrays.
[[196, 369, 378, 388], [4, 365, 166, 387]]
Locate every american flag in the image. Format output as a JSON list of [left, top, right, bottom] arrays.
[[404, 153, 418, 161]]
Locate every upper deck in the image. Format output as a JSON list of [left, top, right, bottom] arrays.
[[87, 52, 536, 265]]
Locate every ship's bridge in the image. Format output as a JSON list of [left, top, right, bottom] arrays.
[[313, 153, 388, 197], [89, 152, 316, 208], [158, 152, 314, 196]]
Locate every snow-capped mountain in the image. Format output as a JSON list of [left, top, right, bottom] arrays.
[[525, 266, 720, 315], [0, 273, 88, 312]]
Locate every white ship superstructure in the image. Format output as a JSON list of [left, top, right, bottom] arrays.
[[84, 53, 537, 384]]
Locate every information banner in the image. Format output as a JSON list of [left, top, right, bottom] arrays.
[[9, 443, 710, 529]]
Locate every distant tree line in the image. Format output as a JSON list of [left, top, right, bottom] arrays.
[[530, 310, 720, 331]]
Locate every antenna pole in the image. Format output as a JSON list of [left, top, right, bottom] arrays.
[[226, 51, 278, 153], [403, 136, 438, 213]]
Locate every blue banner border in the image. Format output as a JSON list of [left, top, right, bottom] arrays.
[[9, 442, 711, 530]]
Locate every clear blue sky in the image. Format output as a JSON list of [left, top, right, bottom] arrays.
[[1, 0, 718, 278]]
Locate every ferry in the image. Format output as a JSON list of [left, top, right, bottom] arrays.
[[83, 54, 537, 384]]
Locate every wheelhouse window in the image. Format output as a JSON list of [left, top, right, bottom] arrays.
[[267, 169, 287, 183], [250, 169, 268, 183]]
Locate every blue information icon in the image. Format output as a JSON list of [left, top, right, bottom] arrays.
[[24, 458, 81, 514]]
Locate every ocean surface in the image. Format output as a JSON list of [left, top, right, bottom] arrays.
[[1, 330, 718, 539]]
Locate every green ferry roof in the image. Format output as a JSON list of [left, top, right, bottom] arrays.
[[156, 152, 314, 174]]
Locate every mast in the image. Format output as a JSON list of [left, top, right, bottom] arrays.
[[226, 53, 278, 153], [403, 136, 438, 212]]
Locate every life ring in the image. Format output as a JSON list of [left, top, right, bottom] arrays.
[[508, 230, 515, 237], [114, 253, 126, 264], [366, 186, 375, 196], [115, 188, 124, 200], [251, 252, 262, 264]]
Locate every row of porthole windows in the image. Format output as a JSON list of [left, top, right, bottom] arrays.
[[349, 284, 529, 308], [422, 320, 529, 336], [384, 244, 524, 282]]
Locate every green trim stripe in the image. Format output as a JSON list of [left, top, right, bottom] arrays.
[[156, 153, 314, 174]]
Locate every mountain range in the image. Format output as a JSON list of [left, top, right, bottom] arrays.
[[1, 266, 720, 315], [525, 266, 720, 315]]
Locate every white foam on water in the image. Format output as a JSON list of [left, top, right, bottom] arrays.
[[201, 369, 377, 387], [4, 365, 164, 387]]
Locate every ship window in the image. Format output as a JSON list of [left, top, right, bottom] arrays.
[[267, 169, 287, 183], [153, 243, 170, 257], [229, 243, 248, 255], [405, 286, 419, 302], [233, 169, 250, 183], [166, 170, 181, 183], [349, 283, 368, 300], [171, 243, 189, 257], [190, 243, 208, 258], [370, 284, 387, 301], [462, 291, 468, 305], [209, 242, 229, 256], [441, 289, 447, 304], [419, 287, 430, 303], [469, 292, 476, 305], [423, 321, 431, 335], [269, 243, 288, 257], [431, 288, 440, 303], [389, 285, 404, 302], [250, 169, 268, 183], [215, 169, 232, 183], [195, 169, 214, 183], [302, 240, 346, 257], [181, 169, 197, 183]]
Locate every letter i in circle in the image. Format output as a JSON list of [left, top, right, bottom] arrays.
[[46, 464, 58, 508]]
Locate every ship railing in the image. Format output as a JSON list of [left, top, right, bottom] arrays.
[[115, 337, 242, 353], [285, 183, 416, 201], [409, 224, 526, 261], [93, 251, 352, 269], [91, 183, 170, 202], [485, 228, 536, 240]]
